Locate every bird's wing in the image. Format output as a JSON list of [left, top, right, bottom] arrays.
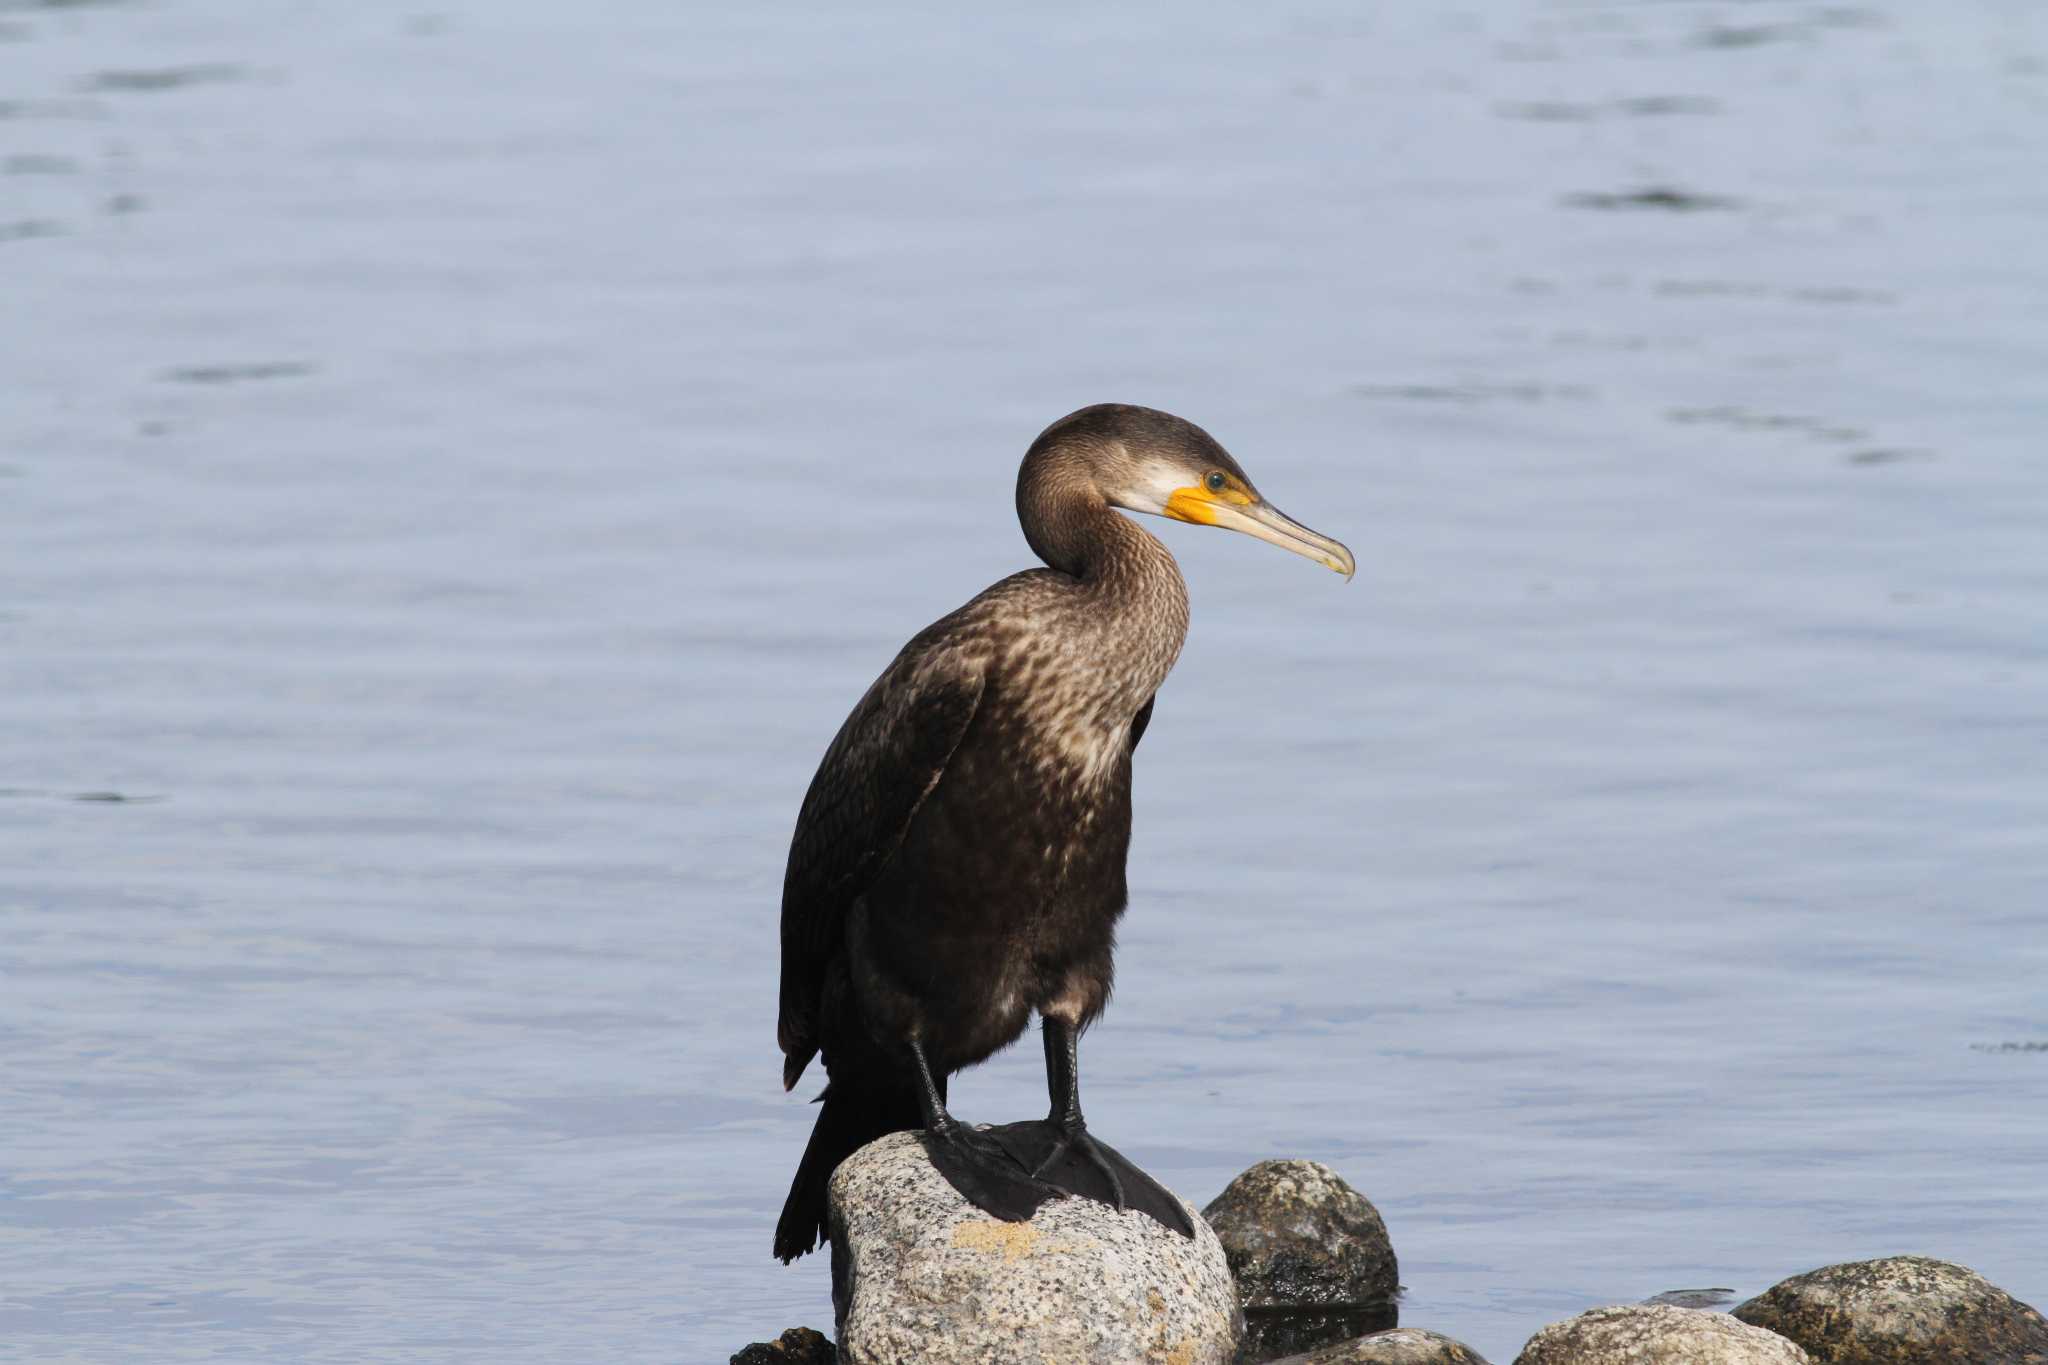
[[777, 634, 986, 1088]]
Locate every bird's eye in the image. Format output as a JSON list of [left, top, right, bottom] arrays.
[[1205, 472, 1227, 493]]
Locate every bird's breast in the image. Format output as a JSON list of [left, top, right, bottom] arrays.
[[989, 624, 1161, 780], [988, 684, 1133, 795]]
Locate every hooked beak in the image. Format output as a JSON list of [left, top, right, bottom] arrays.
[[1164, 486, 1355, 580]]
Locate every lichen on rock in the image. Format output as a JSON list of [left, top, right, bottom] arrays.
[[1732, 1255, 2048, 1364], [1515, 1303, 1812, 1364]]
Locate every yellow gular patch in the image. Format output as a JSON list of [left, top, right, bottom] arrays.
[[1164, 488, 1220, 524], [1164, 482, 1255, 523]]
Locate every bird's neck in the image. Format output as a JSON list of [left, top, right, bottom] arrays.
[[1080, 503, 1185, 601], [1023, 484, 1190, 683]]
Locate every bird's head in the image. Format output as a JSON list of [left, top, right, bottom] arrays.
[[1025, 403, 1355, 579]]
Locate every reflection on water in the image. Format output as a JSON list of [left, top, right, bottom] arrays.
[[2, 1, 2044, 1361], [1242, 1302, 1402, 1363]]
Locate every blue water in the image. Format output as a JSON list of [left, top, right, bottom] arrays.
[[3, 2, 2044, 1361]]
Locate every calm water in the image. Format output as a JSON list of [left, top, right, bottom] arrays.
[[3, 2, 2044, 1361]]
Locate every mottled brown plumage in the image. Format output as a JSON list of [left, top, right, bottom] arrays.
[[773, 404, 1351, 1262]]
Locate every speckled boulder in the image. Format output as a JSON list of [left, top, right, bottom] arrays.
[[1733, 1256, 2048, 1364], [1272, 1326, 1491, 1363], [730, 1326, 835, 1365], [1203, 1160, 1398, 1361], [827, 1131, 1242, 1365], [1515, 1304, 1812, 1364]]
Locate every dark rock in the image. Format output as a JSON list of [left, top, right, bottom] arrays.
[[1272, 1326, 1491, 1363], [1732, 1255, 2048, 1364], [730, 1326, 835, 1365], [1202, 1160, 1398, 1363], [1516, 1304, 1811, 1363]]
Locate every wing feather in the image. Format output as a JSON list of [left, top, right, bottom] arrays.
[[777, 633, 985, 1087]]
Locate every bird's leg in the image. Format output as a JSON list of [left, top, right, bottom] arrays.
[[907, 1036, 959, 1136], [1030, 1015, 1126, 1210], [1043, 1014, 1082, 1128]]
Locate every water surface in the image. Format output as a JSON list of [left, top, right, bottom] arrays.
[[3, 2, 2045, 1361]]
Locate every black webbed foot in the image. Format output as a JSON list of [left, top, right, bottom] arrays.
[[1027, 1121, 1127, 1209], [984, 1118, 1195, 1239], [921, 1120, 1060, 1224]]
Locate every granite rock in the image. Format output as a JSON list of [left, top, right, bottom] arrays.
[[1515, 1303, 1811, 1364], [1733, 1255, 2048, 1364], [1202, 1159, 1398, 1361], [828, 1130, 1242, 1365]]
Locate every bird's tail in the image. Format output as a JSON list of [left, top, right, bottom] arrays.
[[773, 1079, 921, 1262]]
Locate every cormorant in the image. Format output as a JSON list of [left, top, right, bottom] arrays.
[[773, 403, 1352, 1262]]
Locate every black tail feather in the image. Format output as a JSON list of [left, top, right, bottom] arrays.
[[773, 1080, 920, 1262]]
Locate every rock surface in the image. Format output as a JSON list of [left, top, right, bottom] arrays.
[[730, 1326, 836, 1365], [1733, 1255, 2048, 1364], [828, 1130, 1242, 1365], [1202, 1159, 1399, 1362], [1515, 1304, 1812, 1364], [1272, 1326, 1491, 1363]]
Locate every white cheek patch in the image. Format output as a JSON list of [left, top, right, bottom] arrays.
[[1112, 459, 1194, 517]]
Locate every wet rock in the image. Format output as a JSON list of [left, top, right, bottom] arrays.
[[730, 1326, 836, 1365], [1515, 1304, 1811, 1364], [1273, 1326, 1491, 1363], [1644, 1287, 1737, 1309], [1732, 1255, 2048, 1364], [1202, 1160, 1398, 1362], [828, 1130, 1241, 1365]]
